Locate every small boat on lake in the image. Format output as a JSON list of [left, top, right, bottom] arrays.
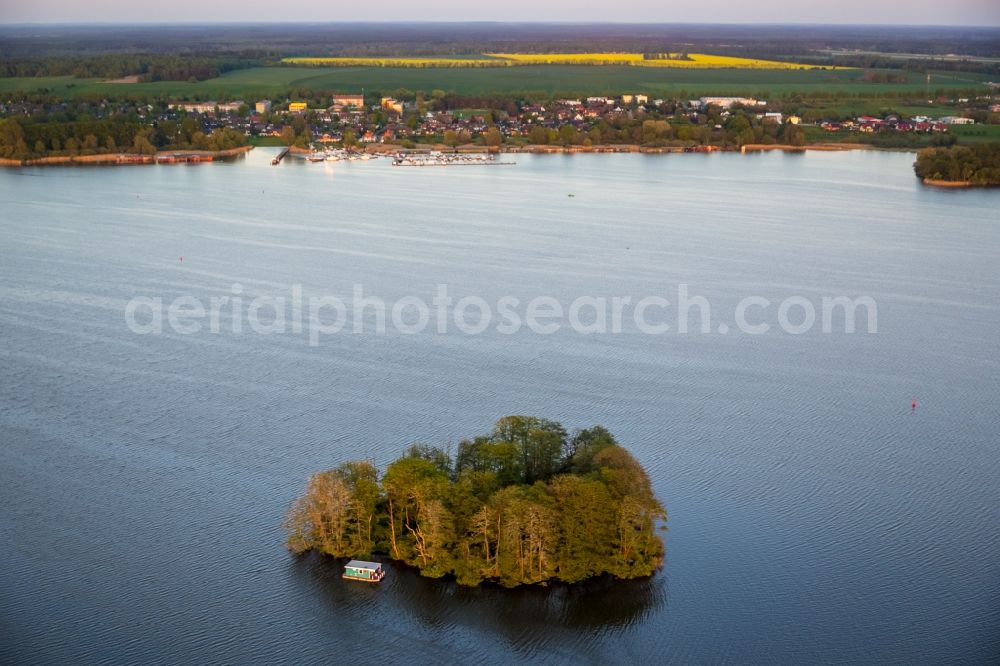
[[343, 560, 386, 583]]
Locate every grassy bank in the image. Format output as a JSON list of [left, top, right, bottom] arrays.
[[249, 135, 287, 147]]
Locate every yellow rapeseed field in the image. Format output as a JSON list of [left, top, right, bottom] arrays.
[[282, 53, 841, 70], [486, 53, 647, 65], [282, 57, 505, 68], [642, 54, 822, 69]]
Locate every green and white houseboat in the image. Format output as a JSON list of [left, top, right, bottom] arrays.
[[343, 560, 386, 583]]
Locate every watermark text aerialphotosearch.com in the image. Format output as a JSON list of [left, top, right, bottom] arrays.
[[125, 283, 877, 345]]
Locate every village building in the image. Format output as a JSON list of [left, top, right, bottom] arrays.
[[330, 93, 364, 109], [169, 101, 243, 114], [380, 97, 404, 114]]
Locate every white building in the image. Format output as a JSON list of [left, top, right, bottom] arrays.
[[939, 116, 975, 125], [699, 97, 760, 110]]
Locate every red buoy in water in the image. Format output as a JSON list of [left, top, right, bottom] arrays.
[[911, 398, 917, 411]]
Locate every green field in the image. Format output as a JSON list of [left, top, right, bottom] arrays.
[[248, 135, 288, 146], [819, 103, 938, 117], [949, 124, 1000, 144], [0, 66, 992, 99]]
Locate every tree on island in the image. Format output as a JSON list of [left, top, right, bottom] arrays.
[[284, 416, 667, 587]]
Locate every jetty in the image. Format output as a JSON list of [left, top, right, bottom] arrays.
[[272, 147, 290, 165]]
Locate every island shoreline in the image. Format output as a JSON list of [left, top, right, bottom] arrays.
[[921, 178, 976, 188]]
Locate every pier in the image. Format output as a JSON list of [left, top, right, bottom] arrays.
[[272, 148, 290, 165]]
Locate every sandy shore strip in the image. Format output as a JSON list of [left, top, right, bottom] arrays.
[[921, 178, 975, 188], [740, 142, 874, 153]]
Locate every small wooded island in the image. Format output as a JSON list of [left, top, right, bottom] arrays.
[[915, 144, 1000, 187], [285, 416, 666, 587]]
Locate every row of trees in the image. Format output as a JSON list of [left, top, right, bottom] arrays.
[[831, 55, 1000, 77], [1, 54, 262, 81], [284, 417, 666, 587], [520, 115, 806, 148], [914, 144, 1000, 185], [860, 132, 956, 149]]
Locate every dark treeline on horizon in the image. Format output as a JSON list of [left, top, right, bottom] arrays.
[[2, 23, 999, 60]]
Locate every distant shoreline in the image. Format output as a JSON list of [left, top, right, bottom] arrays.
[[0, 142, 924, 168]]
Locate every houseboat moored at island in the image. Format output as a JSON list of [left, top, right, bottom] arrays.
[[343, 560, 386, 583]]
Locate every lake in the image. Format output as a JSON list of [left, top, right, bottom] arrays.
[[1, 149, 998, 664]]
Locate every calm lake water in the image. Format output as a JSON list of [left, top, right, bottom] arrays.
[[1, 149, 998, 664]]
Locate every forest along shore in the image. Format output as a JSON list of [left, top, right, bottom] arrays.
[[0, 145, 253, 167]]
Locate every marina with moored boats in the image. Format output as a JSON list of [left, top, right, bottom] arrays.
[[284, 146, 516, 167], [299, 148, 379, 163], [391, 151, 515, 166]]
